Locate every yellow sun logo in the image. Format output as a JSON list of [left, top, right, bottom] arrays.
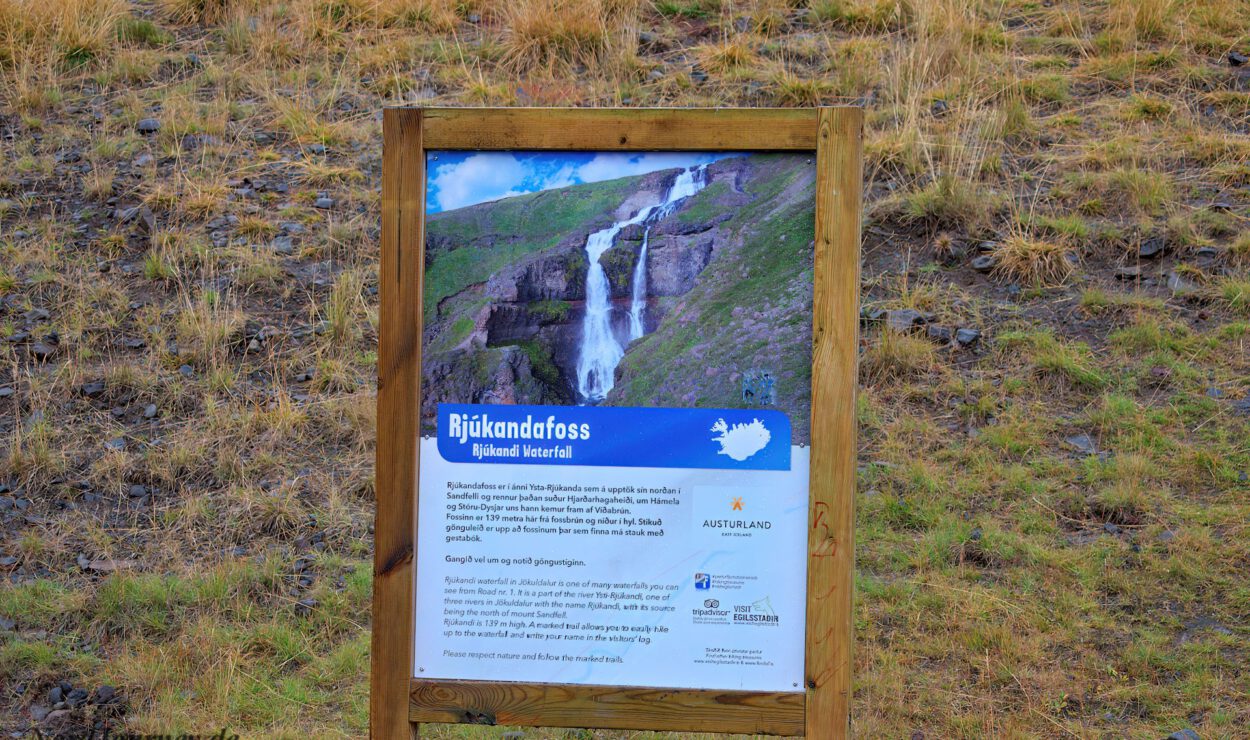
[[731, 497, 743, 511]]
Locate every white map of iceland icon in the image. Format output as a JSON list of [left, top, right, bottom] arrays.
[[710, 418, 772, 461]]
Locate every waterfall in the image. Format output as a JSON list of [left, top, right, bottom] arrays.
[[627, 227, 650, 340], [577, 165, 709, 402]]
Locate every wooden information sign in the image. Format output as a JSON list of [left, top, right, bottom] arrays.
[[371, 107, 862, 739]]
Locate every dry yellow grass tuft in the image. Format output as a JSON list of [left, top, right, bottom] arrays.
[[500, 0, 641, 74], [991, 233, 1076, 286]]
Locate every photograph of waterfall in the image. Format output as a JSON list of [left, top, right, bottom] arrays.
[[420, 151, 817, 444]]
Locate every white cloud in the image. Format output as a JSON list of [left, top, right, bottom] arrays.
[[428, 154, 529, 211], [429, 152, 726, 212]]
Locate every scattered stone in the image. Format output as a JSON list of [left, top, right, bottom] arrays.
[[1231, 398, 1250, 416], [308, 143, 327, 155], [1229, 51, 1248, 67], [690, 68, 709, 84], [969, 527, 982, 541], [1138, 237, 1165, 258], [123, 337, 146, 349], [86, 558, 136, 573], [1206, 386, 1224, 399], [971, 255, 995, 273], [30, 342, 54, 360], [886, 308, 930, 332], [295, 369, 315, 382], [926, 325, 952, 343], [0, 387, 13, 399], [30, 705, 50, 722], [23, 307, 50, 323], [128, 484, 147, 498], [467, 12, 481, 23], [1167, 730, 1200, 740], [638, 31, 657, 45], [930, 99, 950, 117], [1103, 522, 1121, 535], [136, 117, 160, 134], [110, 407, 126, 418], [133, 152, 154, 168], [270, 235, 294, 254], [294, 597, 317, 616], [66, 687, 89, 707], [1114, 265, 1142, 280], [279, 221, 305, 234], [1166, 271, 1199, 296], [143, 404, 158, 419], [1158, 529, 1176, 543], [80, 381, 106, 398], [1064, 434, 1097, 455], [253, 132, 274, 145], [860, 307, 886, 322], [103, 437, 125, 452], [116, 204, 156, 234], [314, 196, 334, 209], [0, 615, 14, 629], [954, 328, 981, 347], [94, 686, 116, 704], [178, 364, 194, 378], [648, 69, 665, 81]]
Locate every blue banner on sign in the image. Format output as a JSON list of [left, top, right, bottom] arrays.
[[435, 403, 791, 471]]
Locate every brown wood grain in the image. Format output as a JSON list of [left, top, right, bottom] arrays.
[[409, 679, 805, 735], [805, 107, 863, 739], [371, 107, 425, 740], [421, 108, 819, 151]]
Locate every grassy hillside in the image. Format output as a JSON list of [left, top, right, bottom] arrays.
[[0, 0, 1247, 737]]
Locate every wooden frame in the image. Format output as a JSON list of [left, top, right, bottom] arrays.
[[372, 107, 862, 739]]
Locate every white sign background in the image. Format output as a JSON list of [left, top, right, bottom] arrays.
[[413, 438, 809, 692]]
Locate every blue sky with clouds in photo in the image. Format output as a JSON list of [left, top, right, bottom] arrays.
[[424, 151, 731, 213]]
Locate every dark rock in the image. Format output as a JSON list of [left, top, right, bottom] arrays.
[[136, 117, 160, 134], [80, 381, 106, 398], [104, 437, 125, 451], [94, 685, 116, 704], [295, 369, 315, 382], [690, 68, 709, 84], [66, 688, 88, 707], [110, 407, 126, 418], [30, 705, 50, 722], [116, 205, 155, 234], [133, 153, 154, 168], [1103, 522, 1121, 535], [860, 307, 886, 322], [976, 240, 998, 253], [295, 597, 317, 616], [1231, 398, 1250, 416], [314, 196, 334, 209], [638, 31, 657, 45], [48, 686, 63, 704], [128, 484, 147, 498], [123, 337, 146, 349], [0, 615, 14, 629], [23, 307, 50, 323], [253, 132, 274, 145], [1114, 265, 1142, 280], [0, 387, 13, 398], [143, 404, 158, 418], [178, 364, 194, 378], [0, 556, 17, 567], [971, 255, 995, 273], [280, 221, 305, 234], [271, 235, 294, 254], [930, 99, 950, 117], [969, 527, 982, 541], [1138, 237, 1165, 258], [308, 143, 327, 155], [30, 342, 54, 360], [954, 328, 981, 346], [1064, 434, 1097, 455], [885, 308, 930, 332], [0, 496, 13, 510], [1229, 51, 1248, 67], [926, 325, 952, 342]]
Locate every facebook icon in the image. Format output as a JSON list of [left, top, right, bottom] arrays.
[[694, 573, 711, 590]]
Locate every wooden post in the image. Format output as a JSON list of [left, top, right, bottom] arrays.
[[371, 107, 424, 740], [805, 106, 863, 739]]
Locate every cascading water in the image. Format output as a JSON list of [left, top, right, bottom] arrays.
[[577, 165, 708, 402]]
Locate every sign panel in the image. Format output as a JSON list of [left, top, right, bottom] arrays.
[[413, 150, 817, 692], [371, 107, 862, 740]]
